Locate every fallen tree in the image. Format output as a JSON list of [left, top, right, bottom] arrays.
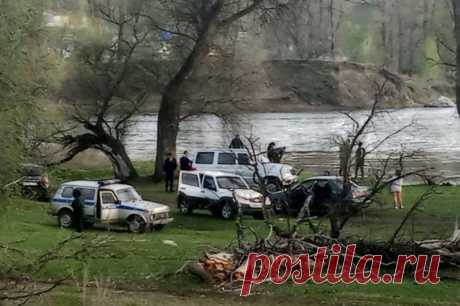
[[186, 224, 460, 291]]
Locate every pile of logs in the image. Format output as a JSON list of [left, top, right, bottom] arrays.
[[186, 225, 460, 289]]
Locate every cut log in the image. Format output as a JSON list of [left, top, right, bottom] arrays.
[[186, 262, 215, 284]]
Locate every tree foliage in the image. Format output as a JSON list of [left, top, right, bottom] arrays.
[[52, 1, 163, 180], [0, 0, 50, 191]]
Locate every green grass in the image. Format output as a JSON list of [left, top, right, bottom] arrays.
[[1, 164, 460, 305]]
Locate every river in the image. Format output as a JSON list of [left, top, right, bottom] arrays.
[[123, 107, 460, 177]]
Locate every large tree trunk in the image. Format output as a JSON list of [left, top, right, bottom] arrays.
[[153, 4, 223, 180], [329, 0, 335, 56], [153, 94, 181, 180], [454, 0, 460, 116], [102, 142, 138, 181]]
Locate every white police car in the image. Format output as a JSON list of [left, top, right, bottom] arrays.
[[177, 171, 271, 220], [50, 180, 173, 233]]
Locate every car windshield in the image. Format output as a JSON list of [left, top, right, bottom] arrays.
[[216, 176, 248, 190], [116, 187, 142, 202], [336, 178, 362, 191], [21, 165, 44, 176], [332, 179, 343, 190]]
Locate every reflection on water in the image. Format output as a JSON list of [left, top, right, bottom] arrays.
[[124, 108, 460, 176]]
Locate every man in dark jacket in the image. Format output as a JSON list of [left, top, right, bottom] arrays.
[[163, 153, 177, 192], [229, 134, 244, 149], [267, 142, 286, 163], [355, 141, 366, 179], [71, 189, 85, 233], [179, 151, 192, 171]]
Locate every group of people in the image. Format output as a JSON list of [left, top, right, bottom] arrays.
[[338, 140, 404, 209], [69, 137, 403, 234], [339, 140, 366, 179], [229, 135, 286, 163], [162, 151, 194, 192], [161, 135, 287, 192]]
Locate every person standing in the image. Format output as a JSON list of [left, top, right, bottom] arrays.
[[390, 170, 404, 209], [180, 151, 192, 171], [355, 141, 366, 179], [267, 142, 286, 163], [71, 189, 85, 233], [229, 134, 244, 149], [163, 153, 177, 192], [267, 142, 276, 162]]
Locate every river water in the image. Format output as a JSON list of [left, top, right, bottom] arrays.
[[124, 107, 460, 177]]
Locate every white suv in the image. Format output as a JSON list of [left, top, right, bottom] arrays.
[[50, 180, 173, 233], [191, 149, 297, 191], [177, 171, 271, 220]]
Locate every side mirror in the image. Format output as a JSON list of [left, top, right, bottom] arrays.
[[114, 200, 121, 205]]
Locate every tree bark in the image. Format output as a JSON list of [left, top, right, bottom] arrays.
[[454, 0, 460, 116], [103, 142, 138, 181], [153, 94, 181, 180], [396, 0, 403, 73], [329, 0, 335, 56], [306, 2, 314, 58], [153, 3, 223, 180], [55, 131, 138, 182]]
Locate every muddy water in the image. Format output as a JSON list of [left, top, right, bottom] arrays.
[[123, 107, 460, 177]]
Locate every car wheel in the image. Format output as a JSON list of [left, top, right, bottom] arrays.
[[153, 224, 165, 231], [127, 215, 146, 233], [177, 196, 193, 215], [58, 210, 73, 228], [220, 201, 236, 220]]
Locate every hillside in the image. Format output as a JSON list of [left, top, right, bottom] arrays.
[[178, 59, 454, 113]]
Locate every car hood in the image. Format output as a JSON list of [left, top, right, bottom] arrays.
[[234, 189, 263, 199], [261, 163, 298, 184], [120, 200, 169, 213]]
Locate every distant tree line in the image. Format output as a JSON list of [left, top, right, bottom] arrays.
[[265, 0, 452, 78]]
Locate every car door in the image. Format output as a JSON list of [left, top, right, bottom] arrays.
[[80, 188, 97, 220], [313, 180, 335, 205], [59, 186, 96, 221], [98, 190, 119, 223], [179, 172, 204, 206], [202, 175, 220, 207]]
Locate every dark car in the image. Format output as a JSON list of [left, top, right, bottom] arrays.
[[269, 176, 370, 216], [21, 163, 49, 200]]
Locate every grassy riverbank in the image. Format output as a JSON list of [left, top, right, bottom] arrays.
[[1, 163, 459, 305]]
